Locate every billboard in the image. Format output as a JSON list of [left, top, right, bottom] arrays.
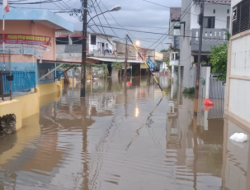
[[0, 34, 51, 58]]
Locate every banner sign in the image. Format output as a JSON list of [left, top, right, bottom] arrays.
[[0, 34, 51, 58], [147, 60, 156, 70], [0, 34, 51, 45]]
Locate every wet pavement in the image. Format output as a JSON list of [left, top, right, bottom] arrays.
[[0, 76, 250, 190]]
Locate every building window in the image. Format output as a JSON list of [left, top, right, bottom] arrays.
[[213, 9, 216, 14], [39, 68, 53, 81], [91, 35, 96, 45], [227, 9, 230, 13], [203, 17, 215, 28], [227, 16, 230, 29]]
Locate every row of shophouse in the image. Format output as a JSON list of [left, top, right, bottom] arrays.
[[55, 31, 168, 77], [0, 8, 76, 132]]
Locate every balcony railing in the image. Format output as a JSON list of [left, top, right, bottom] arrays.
[[191, 28, 229, 52], [0, 71, 36, 96]]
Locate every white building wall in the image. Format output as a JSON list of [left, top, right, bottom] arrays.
[[190, 3, 230, 29], [232, 0, 242, 7], [227, 35, 250, 123], [88, 34, 114, 54], [180, 0, 193, 88]]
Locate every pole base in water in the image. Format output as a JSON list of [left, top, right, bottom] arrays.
[[80, 88, 85, 97]]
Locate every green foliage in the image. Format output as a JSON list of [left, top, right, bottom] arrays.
[[112, 62, 123, 70], [209, 43, 228, 83], [223, 29, 231, 40], [183, 87, 195, 95], [160, 49, 168, 53]]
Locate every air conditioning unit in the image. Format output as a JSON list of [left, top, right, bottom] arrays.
[[232, 0, 250, 36]]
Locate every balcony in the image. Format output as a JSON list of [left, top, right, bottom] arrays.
[[170, 52, 179, 66], [191, 29, 228, 53]]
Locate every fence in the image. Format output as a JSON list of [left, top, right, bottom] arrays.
[[209, 77, 225, 99], [1, 71, 36, 95], [56, 70, 64, 80]]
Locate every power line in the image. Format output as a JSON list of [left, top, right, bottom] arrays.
[[100, 1, 137, 39], [147, 2, 195, 49], [143, 0, 229, 23], [95, 1, 122, 40], [91, 24, 229, 41], [4, 0, 63, 5]]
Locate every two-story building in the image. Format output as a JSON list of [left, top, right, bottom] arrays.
[[0, 8, 74, 132], [179, 0, 231, 88], [56, 31, 115, 61], [168, 7, 181, 81]]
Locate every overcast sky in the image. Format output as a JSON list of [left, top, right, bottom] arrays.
[[16, 0, 182, 51]]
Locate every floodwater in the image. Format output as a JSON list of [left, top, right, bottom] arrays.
[[0, 76, 250, 190]]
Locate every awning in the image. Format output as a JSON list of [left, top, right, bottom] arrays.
[[71, 34, 83, 38], [56, 35, 68, 38], [40, 59, 98, 64], [87, 57, 143, 64]]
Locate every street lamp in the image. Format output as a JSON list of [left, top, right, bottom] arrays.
[[87, 5, 121, 24], [81, 2, 121, 98], [135, 40, 140, 47], [109, 5, 121, 12]]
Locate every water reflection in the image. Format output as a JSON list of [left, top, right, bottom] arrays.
[[0, 76, 249, 190]]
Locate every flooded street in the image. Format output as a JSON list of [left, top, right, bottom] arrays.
[[0, 76, 250, 190]]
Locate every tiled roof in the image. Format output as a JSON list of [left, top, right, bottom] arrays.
[[170, 7, 181, 21]]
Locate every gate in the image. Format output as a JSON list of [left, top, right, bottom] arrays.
[[209, 77, 225, 99]]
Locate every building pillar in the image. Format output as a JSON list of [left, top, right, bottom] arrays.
[[172, 65, 175, 79]]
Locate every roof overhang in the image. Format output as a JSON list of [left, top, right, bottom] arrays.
[[41, 59, 98, 64], [1, 8, 74, 32], [87, 57, 144, 64]]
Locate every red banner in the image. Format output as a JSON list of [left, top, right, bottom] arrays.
[[0, 34, 51, 46]]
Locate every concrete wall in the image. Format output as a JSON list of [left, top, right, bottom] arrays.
[[180, 0, 193, 88], [225, 31, 250, 126], [0, 20, 56, 62], [0, 79, 64, 131], [199, 67, 211, 98], [190, 3, 230, 29], [232, 0, 243, 7], [115, 41, 136, 59]]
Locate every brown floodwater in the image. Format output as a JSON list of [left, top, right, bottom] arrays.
[[0, 76, 250, 190]]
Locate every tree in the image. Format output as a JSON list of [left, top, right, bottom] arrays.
[[209, 43, 228, 83], [160, 49, 168, 53]]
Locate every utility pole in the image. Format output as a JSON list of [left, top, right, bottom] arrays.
[[81, 0, 88, 98], [194, 0, 205, 116], [124, 34, 128, 78]]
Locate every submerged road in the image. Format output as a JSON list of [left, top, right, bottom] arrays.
[[0, 76, 249, 190]]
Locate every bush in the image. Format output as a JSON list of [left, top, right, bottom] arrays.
[[183, 87, 195, 95]]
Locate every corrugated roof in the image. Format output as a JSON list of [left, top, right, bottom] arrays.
[[71, 34, 83, 38], [56, 35, 68, 38], [170, 7, 181, 21]]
